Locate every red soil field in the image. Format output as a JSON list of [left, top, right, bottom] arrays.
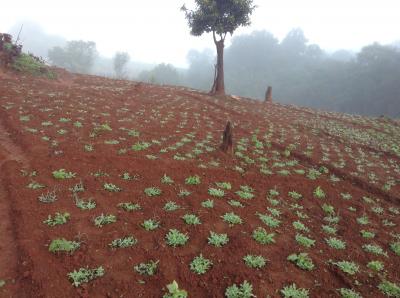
[[0, 71, 399, 297]]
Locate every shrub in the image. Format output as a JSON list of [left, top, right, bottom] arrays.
[[13, 53, 56, 79]]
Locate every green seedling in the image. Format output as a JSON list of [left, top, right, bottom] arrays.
[[165, 229, 189, 247], [190, 254, 213, 274], [49, 238, 80, 254], [52, 169, 76, 179], [43, 212, 70, 226], [207, 231, 229, 247], [109, 236, 137, 248], [68, 266, 105, 287], [243, 255, 266, 269], [134, 260, 159, 276]]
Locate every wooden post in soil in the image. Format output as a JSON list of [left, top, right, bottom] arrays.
[[220, 121, 233, 154], [265, 86, 272, 103]]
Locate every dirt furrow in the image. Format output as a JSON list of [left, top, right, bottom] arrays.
[[0, 118, 42, 297]]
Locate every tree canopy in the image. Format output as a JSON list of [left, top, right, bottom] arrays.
[[183, 0, 255, 38]]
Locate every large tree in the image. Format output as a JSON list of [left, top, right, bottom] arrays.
[[182, 0, 255, 95]]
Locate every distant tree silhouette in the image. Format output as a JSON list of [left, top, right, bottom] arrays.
[[181, 29, 400, 117], [185, 49, 214, 90], [138, 63, 181, 86], [48, 40, 97, 74], [113, 52, 130, 79]]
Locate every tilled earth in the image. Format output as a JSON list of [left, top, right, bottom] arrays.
[[0, 71, 399, 297]]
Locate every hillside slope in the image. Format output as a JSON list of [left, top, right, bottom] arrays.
[[0, 72, 399, 297]]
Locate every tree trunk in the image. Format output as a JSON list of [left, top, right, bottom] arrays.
[[265, 86, 272, 102], [211, 33, 225, 95]]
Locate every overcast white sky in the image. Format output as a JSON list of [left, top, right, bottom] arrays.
[[1, 0, 399, 67]]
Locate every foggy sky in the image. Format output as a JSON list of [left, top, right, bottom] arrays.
[[1, 0, 399, 67]]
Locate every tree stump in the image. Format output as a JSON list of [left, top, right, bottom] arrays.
[[265, 86, 272, 103], [220, 121, 233, 154]]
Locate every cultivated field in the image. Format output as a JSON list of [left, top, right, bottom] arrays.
[[0, 72, 399, 297]]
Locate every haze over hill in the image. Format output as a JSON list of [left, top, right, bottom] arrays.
[[1, 1, 399, 117]]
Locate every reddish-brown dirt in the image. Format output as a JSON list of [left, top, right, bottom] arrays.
[[0, 71, 399, 297]]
